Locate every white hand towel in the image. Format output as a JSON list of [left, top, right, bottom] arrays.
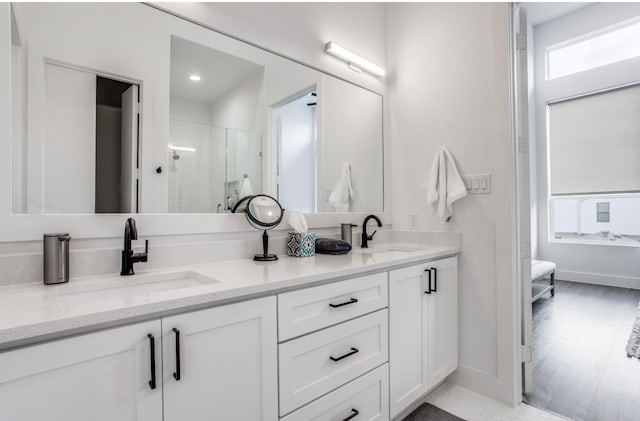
[[328, 162, 355, 212], [423, 147, 467, 223], [240, 177, 253, 198]]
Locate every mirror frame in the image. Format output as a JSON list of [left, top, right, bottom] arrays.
[[0, 3, 390, 242]]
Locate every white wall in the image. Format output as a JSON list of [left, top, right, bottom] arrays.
[[387, 3, 518, 404], [210, 71, 265, 133], [320, 76, 384, 213], [533, 3, 640, 289]]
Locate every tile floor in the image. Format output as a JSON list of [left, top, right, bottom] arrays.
[[424, 381, 566, 421]]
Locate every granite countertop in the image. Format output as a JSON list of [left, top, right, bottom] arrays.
[[0, 242, 459, 349]]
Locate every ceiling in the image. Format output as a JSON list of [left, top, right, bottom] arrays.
[[522, 2, 590, 26], [170, 36, 264, 105]]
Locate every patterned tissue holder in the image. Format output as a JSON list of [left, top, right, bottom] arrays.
[[287, 232, 316, 257]]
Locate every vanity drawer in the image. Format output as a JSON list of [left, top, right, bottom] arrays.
[[279, 309, 388, 415], [278, 272, 388, 341], [281, 364, 389, 421]]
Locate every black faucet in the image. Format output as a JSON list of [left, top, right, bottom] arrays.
[[361, 214, 382, 248], [121, 217, 148, 276]]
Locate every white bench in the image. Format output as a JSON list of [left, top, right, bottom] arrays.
[[532, 260, 555, 303]]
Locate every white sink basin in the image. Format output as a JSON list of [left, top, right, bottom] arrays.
[[54, 271, 219, 303]]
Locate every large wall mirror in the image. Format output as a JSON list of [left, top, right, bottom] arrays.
[[9, 3, 383, 216]]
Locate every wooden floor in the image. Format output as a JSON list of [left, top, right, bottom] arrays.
[[526, 280, 640, 421]]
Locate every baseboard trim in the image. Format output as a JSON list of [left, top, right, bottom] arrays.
[[556, 269, 640, 290], [449, 364, 511, 405]]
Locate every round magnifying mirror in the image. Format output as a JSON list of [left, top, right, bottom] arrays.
[[240, 195, 284, 261]]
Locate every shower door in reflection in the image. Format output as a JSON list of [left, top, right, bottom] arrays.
[[168, 120, 261, 213]]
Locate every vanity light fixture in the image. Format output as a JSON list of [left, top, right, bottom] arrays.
[[324, 41, 386, 77], [189, 74, 201, 81], [168, 144, 196, 152]]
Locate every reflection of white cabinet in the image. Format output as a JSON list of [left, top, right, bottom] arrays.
[[162, 296, 278, 421], [0, 320, 163, 421], [389, 256, 458, 418]]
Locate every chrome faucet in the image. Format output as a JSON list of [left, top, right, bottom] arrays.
[[121, 217, 148, 276], [361, 214, 382, 248]]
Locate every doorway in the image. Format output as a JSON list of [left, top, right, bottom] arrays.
[[95, 76, 139, 213], [515, 3, 640, 420], [271, 87, 317, 213]]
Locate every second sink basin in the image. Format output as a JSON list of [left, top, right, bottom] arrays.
[[353, 244, 425, 254], [54, 271, 219, 303]]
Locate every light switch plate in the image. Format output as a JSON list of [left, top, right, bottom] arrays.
[[462, 174, 491, 194]]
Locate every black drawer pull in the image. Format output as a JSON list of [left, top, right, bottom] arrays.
[[329, 298, 358, 308], [173, 328, 181, 381], [147, 334, 156, 390], [424, 269, 431, 294], [330, 347, 359, 362], [430, 267, 438, 292], [342, 408, 360, 421]]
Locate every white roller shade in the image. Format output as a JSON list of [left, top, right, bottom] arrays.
[[548, 84, 640, 195]]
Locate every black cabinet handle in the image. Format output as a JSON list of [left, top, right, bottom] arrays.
[[330, 347, 359, 362], [424, 269, 431, 294], [431, 267, 438, 292], [342, 408, 360, 421], [172, 328, 181, 381], [329, 298, 358, 308], [147, 334, 156, 390]]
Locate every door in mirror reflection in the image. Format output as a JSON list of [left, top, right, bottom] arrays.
[[12, 60, 140, 214], [273, 89, 317, 213]]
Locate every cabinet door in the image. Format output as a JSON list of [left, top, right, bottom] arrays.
[[389, 263, 430, 418], [0, 321, 162, 421], [163, 296, 278, 421], [427, 256, 458, 387]]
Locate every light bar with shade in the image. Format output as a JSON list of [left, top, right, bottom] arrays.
[[325, 41, 386, 77]]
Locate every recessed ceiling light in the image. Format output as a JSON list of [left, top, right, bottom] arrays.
[[189, 74, 201, 81]]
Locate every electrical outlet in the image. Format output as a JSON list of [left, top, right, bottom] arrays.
[[409, 212, 417, 229]]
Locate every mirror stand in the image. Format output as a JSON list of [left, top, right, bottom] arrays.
[[254, 230, 278, 262]]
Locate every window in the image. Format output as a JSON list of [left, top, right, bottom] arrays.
[[548, 84, 640, 246], [547, 18, 640, 79], [551, 195, 640, 245], [547, 84, 640, 196], [596, 202, 610, 223]]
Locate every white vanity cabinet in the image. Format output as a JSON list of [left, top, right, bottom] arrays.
[[389, 256, 458, 418], [162, 296, 278, 421], [278, 273, 390, 420], [0, 320, 163, 421], [0, 296, 277, 421]]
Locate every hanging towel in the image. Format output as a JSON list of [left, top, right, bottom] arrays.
[[328, 162, 355, 212], [423, 146, 467, 223], [240, 177, 253, 198]]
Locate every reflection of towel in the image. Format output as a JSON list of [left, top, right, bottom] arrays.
[[240, 178, 253, 198], [328, 162, 354, 212], [423, 147, 467, 223]]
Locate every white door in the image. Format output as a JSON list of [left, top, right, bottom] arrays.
[[514, 5, 534, 395], [162, 296, 278, 421], [121, 84, 139, 213], [427, 256, 459, 386], [0, 321, 162, 421], [389, 263, 430, 418]]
